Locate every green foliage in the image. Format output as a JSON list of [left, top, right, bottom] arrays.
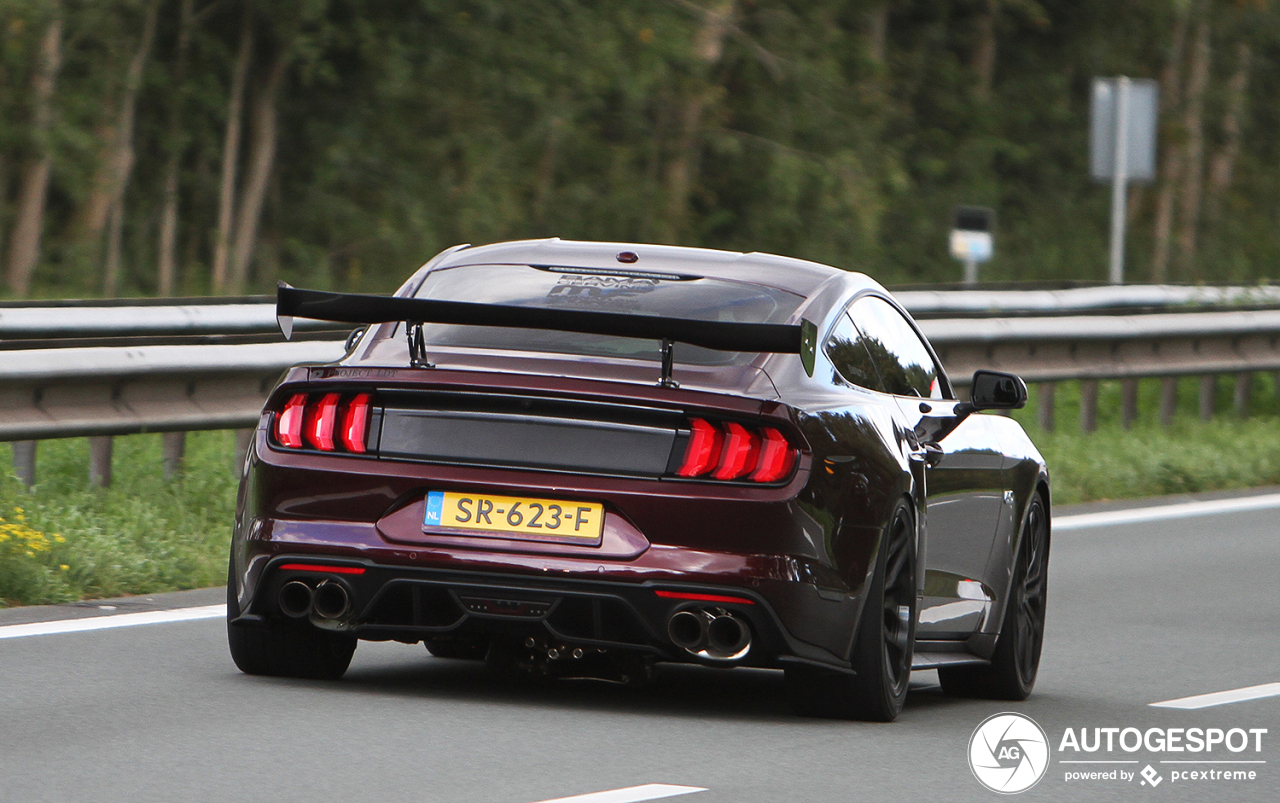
[[0, 431, 239, 606], [2, 1, 1280, 298], [1027, 418, 1280, 505], [1010, 375, 1280, 504]]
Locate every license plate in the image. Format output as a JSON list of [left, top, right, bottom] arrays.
[[422, 490, 604, 542]]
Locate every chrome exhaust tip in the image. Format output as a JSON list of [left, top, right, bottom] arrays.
[[706, 613, 751, 660], [667, 607, 752, 661], [278, 580, 313, 618], [668, 609, 710, 652], [312, 581, 350, 620]]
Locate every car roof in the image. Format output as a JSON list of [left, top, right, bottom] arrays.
[[428, 238, 878, 300]]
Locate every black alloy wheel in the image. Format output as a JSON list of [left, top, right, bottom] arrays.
[[785, 501, 918, 721], [939, 493, 1049, 700]]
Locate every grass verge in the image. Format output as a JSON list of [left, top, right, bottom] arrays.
[[2, 409, 1278, 606], [0, 432, 239, 607]]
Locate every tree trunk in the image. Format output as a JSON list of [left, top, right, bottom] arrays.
[[1205, 41, 1251, 223], [1174, 18, 1211, 279], [1150, 4, 1191, 281], [228, 45, 288, 294], [212, 3, 254, 294], [971, 0, 997, 100], [5, 12, 63, 297], [532, 114, 564, 228], [867, 3, 888, 67], [157, 0, 195, 297], [659, 0, 735, 243], [101, 0, 161, 296]]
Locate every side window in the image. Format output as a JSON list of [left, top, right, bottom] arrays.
[[824, 312, 883, 391], [849, 297, 944, 399]]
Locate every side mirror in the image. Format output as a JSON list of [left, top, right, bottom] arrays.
[[969, 370, 1027, 410]]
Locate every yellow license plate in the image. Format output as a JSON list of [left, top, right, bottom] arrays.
[[422, 490, 604, 542]]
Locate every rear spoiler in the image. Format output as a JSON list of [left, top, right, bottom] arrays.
[[277, 283, 818, 383]]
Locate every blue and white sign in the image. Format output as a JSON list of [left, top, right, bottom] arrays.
[[423, 490, 444, 527]]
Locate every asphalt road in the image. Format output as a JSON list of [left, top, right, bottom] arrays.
[[1, 490, 1276, 803]]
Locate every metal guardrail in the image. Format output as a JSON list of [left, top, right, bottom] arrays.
[[4, 290, 1280, 486], [895, 284, 1280, 317]]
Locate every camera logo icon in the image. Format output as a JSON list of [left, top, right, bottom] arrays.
[[968, 712, 1051, 794]]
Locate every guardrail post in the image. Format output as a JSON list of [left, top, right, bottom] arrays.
[[1120, 379, 1140, 429], [1160, 377, 1178, 425], [1036, 383, 1055, 431], [1233, 373, 1252, 418], [89, 436, 113, 488], [1198, 375, 1217, 422], [162, 432, 186, 480], [1080, 380, 1099, 433], [13, 441, 37, 488]]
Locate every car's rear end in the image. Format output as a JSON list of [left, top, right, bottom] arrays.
[[228, 245, 866, 682]]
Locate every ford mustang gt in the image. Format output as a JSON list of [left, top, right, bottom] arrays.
[[227, 238, 1050, 721]]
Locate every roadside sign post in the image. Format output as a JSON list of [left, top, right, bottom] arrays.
[[950, 206, 993, 285], [1090, 77, 1158, 285]]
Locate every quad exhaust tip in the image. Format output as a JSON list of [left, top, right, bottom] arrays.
[[278, 580, 313, 618], [667, 607, 751, 661], [277, 578, 351, 620], [312, 581, 351, 620]]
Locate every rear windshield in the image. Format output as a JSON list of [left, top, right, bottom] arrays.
[[411, 264, 803, 365]]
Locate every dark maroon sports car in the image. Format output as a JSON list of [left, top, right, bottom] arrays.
[[227, 238, 1050, 721]]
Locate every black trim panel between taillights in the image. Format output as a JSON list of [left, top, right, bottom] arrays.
[[269, 388, 801, 485]]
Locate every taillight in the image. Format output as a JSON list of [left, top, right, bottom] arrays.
[[676, 418, 724, 477], [305, 392, 342, 451], [713, 422, 760, 480], [751, 427, 796, 482], [674, 419, 798, 484], [341, 393, 372, 453], [274, 391, 375, 454], [275, 393, 308, 448]]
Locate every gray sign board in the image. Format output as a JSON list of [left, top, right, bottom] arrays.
[[1090, 77, 1158, 182]]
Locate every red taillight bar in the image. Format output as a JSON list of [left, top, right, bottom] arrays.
[[275, 393, 308, 449], [274, 391, 375, 454], [712, 421, 761, 480], [655, 589, 755, 605], [674, 418, 797, 484], [677, 418, 723, 477], [341, 393, 372, 453], [751, 427, 796, 482], [277, 563, 367, 575]]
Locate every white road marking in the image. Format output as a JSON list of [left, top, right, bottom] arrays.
[[0, 604, 225, 640], [1054, 492, 1280, 531], [1150, 682, 1280, 709], [528, 784, 707, 803]]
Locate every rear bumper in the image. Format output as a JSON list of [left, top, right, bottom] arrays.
[[230, 545, 859, 671]]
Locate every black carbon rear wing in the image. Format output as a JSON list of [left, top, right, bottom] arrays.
[[277, 283, 817, 384]]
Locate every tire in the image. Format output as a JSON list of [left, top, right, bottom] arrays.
[[226, 557, 357, 680], [786, 502, 918, 721], [939, 493, 1049, 700]]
